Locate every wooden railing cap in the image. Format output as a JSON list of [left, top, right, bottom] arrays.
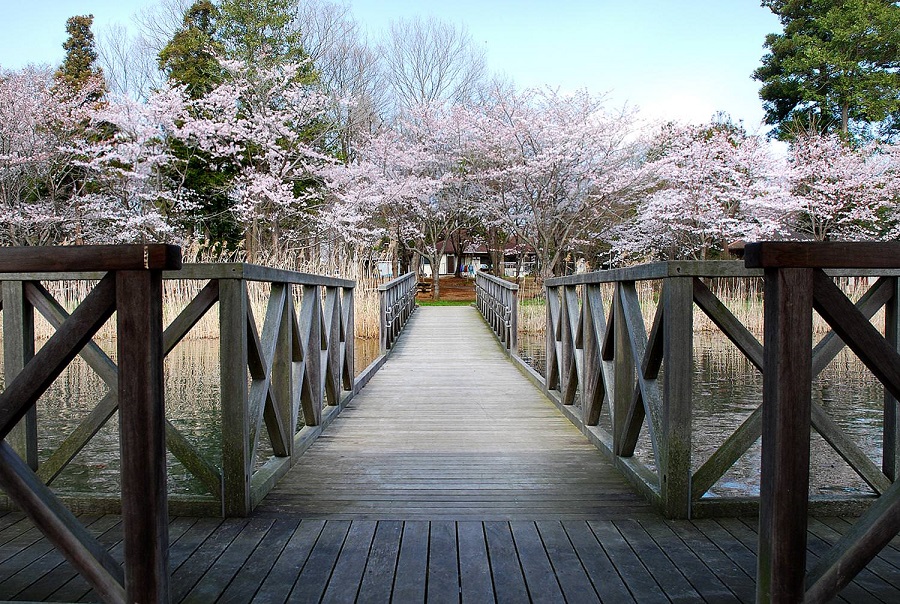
[[0, 244, 182, 273], [476, 270, 519, 290], [744, 241, 900, 269]]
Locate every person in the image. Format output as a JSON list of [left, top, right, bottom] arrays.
[[468, 262, 475, 277]]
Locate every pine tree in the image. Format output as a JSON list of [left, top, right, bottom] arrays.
[[54, 15, 105, 100], [158, 0, 225, 99], [753, 0, 900, 141]]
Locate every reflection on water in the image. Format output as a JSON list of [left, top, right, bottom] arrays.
[[0, 336, 381, 497], [518, 332, 885, 498]]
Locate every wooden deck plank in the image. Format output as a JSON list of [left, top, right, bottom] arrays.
[[169, 518, 248, 603], [641, 519, 738, 602], [457, 522, 493, 604], [356, 520, 402, 604], [217, 518, 300, 603], [588, 520, 668, 604], [251, 518, 325, 604], [483, 521, 530, 604], [391, 521, 428, 603], [510, 521, 566, 603], [181, 517, 273, 603], [168, 517, 226, 575], [666, 519, 755, 604], [614, 518, 703, 601], [321, 520, 377, 604], [536, 520, 600, 604], [426, 520, 459, 604], [286, 520, 350, 603], [562, 521, 635, 604]]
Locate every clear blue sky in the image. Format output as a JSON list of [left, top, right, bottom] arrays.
[[0, 1, 781, 130]]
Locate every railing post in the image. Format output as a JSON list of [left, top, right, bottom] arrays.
[[757, 267, 813, 603], [509, 286, 518, 355], [219, 278, 251, 517], [1, 281, 37, 470], [343, 287, 355, 393], [116, 268, 170, 603], [884, 276, 900, 481], [379, 288, 389, 355], [661, 277, 693, 518], [272, 283, 294, 450], [612, 283, 635, 455]]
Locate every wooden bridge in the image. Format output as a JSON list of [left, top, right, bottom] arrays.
[[0, 243, 899, 602]]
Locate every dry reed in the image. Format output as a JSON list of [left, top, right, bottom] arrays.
[[18, 246, 384, 343], [518, 275, 885, 340]]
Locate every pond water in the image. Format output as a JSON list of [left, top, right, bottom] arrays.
[[518, 331, 886, 498], [1, 336, 381, 497]]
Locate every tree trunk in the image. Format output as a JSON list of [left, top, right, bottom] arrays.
[[841, 102, 849, 137]]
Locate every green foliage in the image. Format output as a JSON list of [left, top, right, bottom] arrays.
[[159, 1, 225, 98], [754, 0, 900, 141], [217, 0, 316, 84], [54, 15, 104, 100]]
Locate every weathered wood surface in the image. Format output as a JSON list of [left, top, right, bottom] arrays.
[[0, 511, 898, 602], [256, 306, 651, 520]]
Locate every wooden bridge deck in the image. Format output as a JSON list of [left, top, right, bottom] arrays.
[[256, 306, 650, 521], [0, 307, 899, 601]]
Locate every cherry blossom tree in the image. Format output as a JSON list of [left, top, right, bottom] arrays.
[[617, 121, 787, 261], [471, 87, 649, 277], [170, 58, 333, 259], [783, 131, 898, 241], [0, 66, 103, 245]]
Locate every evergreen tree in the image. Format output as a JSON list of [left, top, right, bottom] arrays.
[[160, 1, 241, 254], [753, 0, 900, 141], [158, 0, 225, 99], [217, 0, 316, 83], [54, 15, 105, 101]]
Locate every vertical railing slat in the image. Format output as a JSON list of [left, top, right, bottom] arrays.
[[884, 276, 900, 481], [661, 277, 693, 519], [116, 269, 170, 603], [219, 278, 251, 517], [1, 281, 37, 469], [757, 267, 814, 603]]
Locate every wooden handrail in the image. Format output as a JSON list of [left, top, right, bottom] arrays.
[[475, 271, 518, 353], [746, 241, 900, 603], [0, 244, 179, 603], [378, 272, 416, 354], [744, 240, 900, 268]]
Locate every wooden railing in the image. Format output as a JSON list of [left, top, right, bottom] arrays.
[[520, 260, 900, 527], [475, 271, 518, 353], [0, 263, 359, 520], [378, 272, 416, 354], [744, 241, 900, 603], [0, 245, 180, 603]]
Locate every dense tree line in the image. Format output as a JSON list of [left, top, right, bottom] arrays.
[[0, 0, 898, 280]]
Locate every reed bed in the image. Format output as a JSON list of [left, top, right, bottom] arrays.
[[19, 247, 384, 343], [517, 275, 885, 340]]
